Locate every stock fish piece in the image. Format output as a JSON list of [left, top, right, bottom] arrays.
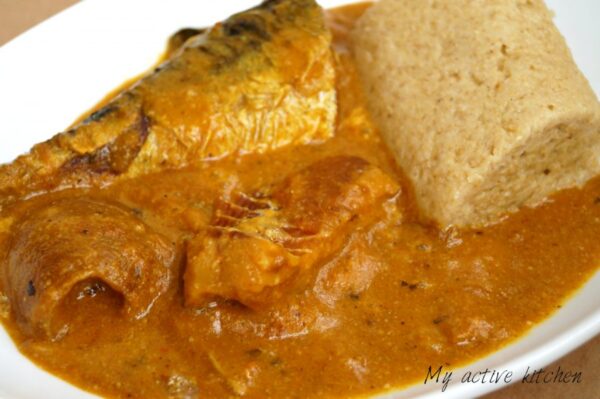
[[0, 0, 336, 202]]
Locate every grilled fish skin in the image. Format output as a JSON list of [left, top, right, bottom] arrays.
[[0, 0, 336, 204]]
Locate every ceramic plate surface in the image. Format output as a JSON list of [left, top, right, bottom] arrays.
[[0, 1, 599, 398]]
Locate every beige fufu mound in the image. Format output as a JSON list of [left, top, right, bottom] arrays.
[[352, 0, 600, 227]]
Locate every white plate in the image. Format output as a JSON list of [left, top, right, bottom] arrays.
[[0, 1, 599, 398]]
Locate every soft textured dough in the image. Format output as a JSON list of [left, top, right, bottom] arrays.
[[352, 0, 600, 227]]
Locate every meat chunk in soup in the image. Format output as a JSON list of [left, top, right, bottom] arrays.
[[184, 156, 401, 308], [5, 198, 175, 336]]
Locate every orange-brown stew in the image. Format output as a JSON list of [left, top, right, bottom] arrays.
[[0, 4, 599, 399]]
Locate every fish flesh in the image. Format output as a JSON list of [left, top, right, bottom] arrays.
[[0, 0, 336, 204]]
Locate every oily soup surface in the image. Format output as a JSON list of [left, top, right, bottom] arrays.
[[1, 4, 600, 399]]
